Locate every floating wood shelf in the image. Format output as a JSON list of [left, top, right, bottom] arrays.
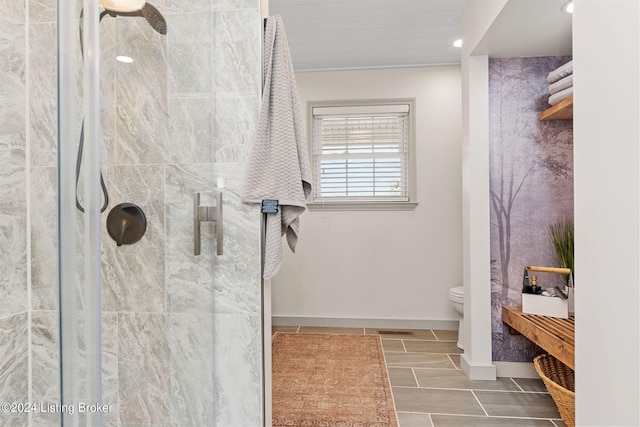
[[539, 95, 573, 121]]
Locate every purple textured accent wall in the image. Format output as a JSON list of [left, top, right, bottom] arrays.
[[489, 56, 573, 362]]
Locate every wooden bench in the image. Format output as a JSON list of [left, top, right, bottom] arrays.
[[502, 306, 575, 370]]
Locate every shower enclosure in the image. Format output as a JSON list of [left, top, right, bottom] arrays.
[[0, 0, 264, 425]]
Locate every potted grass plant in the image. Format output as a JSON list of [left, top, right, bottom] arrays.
[[549, 218, 574, 284]]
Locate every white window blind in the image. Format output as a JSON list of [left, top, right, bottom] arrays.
[[311, 104, 410, 202]]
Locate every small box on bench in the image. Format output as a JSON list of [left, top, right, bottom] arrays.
[[522, 293, 571, 319], [521, 265, 574, 319]]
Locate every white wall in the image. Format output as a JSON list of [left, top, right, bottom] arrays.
[[272, 67, 463, 328], [461, 0, 640, 420], [459, 0, 507, 380], [573, 1, 640, 425]]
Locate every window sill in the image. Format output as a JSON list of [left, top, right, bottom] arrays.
[[306, 201, 418, 212]]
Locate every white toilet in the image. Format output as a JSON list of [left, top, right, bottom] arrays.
[[448, 286, 464, 350]]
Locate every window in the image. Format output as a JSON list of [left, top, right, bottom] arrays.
[[308, 100, 417, 210]]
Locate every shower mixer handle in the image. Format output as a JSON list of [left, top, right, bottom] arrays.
[[194, 191, 223, 256]]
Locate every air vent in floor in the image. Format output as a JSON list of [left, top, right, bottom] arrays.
[[376, 330, 415, 336]]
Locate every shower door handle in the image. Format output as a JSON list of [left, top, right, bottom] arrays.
[[194, 191, 223, 256]]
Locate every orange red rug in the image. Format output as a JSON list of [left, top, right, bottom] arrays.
[[272, 333, 398, 426]]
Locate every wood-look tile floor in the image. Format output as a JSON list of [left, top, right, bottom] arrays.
[[272, 326, 567, 427]]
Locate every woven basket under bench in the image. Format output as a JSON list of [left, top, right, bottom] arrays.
[[534, 353, 575, 427]]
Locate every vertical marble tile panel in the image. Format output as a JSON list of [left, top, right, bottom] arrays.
[[0, 131, 26, 168], [167, 10, 212, 45], [0, 313, 29, 427], [166, 0, 209, 13], [166, 96, 214, 164], [213, 93, 258, 162], [212, 8, 260, 97], [209, 7, 262, 423], [212, 313, 262, 426], [30, 166, 57, 310], [2, 0, 25, 24], [0, 5, 26, 167], [165, 163, 260, 315], [168, 313, 214, 426], [167, 41, 212, 95], [118, 312, 170, 425], [29, 9, 78, 169], [101, 313, 120, 426], [164, 163, 216, 314], [31, 311, 59, 427], [165, 10, 212, 94], [31, 311, 120, 426], [29, 0, 56, 24], [28, 22, 56, 105], [102, 165, 165, 313], [213, 0, 258, 12], [114, 18, 170, 165], [67, 313, 119, 426], [100, 17, 118, 168], [211, 162, 261, 315], [0, 165, 27, 316], [29, 101, 57, 167]]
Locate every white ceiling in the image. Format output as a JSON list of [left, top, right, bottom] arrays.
[[473, 0, 572, 58], [268, 0, 573, 73], [269, 0, 468, 72]]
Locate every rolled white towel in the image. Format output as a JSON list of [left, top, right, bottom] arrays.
[[548, 74, 573, 95], [547, 60, 573, 84], [548, 86, 573, 106]]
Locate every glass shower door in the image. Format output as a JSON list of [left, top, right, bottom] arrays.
[[54, 0, 265, 426], [58, 0, 102, 425]]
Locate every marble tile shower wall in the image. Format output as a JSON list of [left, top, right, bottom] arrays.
[[1, 0, 262, 426], [0, 1, 29, 427]]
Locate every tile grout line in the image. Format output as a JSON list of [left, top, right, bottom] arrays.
[[392, 384, 553, 395], [427, 413, 435, 427], [425, 412, 566, 421], [411, 367, 420, 388], [510, 377, 525, 392], [446, 353, 457, 368], [470, 390, 490, 417], [25, 1, 32, 422]]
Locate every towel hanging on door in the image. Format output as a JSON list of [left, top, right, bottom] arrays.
[[242, 15, 312, 280]]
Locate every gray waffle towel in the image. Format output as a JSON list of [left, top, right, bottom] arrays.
[[242, 15, 312, 280]]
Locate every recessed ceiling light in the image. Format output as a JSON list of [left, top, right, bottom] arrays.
[[453, 39, 463, 48], [562, 1, 574, 14], [116, 55, 134, 63]]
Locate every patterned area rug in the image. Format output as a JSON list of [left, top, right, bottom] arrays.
[[272, 333, 398, 426]]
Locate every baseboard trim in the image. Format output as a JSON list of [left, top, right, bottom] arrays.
[[459, 357, 537, 380], [271, 315, 458, 331], [494, 361, 539, 379], [460, 353, 497, 380]]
